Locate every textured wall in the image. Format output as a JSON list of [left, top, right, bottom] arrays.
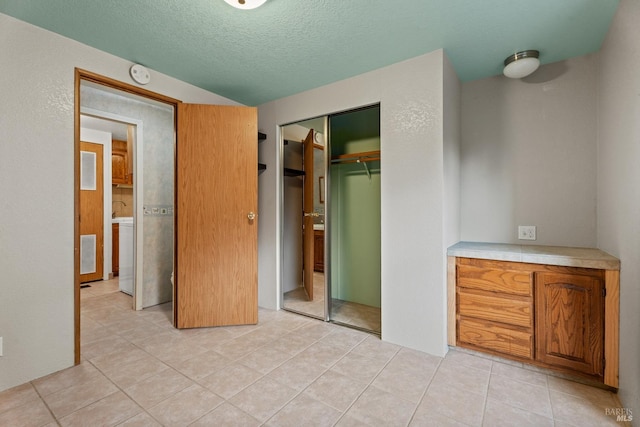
[[0, 12, 238, 392], [443, 54, 462, 299], [259, 51, 456, 356], [597, 0, 640, 414], [460, 55, 598, 247]]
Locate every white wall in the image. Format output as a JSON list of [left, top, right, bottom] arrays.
[[460, 55, 598, 247], [597, 0, 640, 413], [442, 55, 461, 321], [0, 12, 239, 392], [258, 51, 455, 356], [457, 8, 638, 410]]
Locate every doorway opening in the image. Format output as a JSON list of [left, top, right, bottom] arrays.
[[281, 105, 381, 334], [80, 114, 136, 297], [74, 69, 179, 363], [75, 69, 260, 363]]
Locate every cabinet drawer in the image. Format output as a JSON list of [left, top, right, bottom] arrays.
[[459, 318, 533, 359], [458, 291, 532, 328], [458, 264, 532, 296]]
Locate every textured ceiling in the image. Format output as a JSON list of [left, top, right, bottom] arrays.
[[0, 0, 619, 106]]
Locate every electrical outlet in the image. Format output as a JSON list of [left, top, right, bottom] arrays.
[[518, 225, 536, 240]]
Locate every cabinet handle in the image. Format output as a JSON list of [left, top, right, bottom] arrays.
[[247, 212, 256, 221]]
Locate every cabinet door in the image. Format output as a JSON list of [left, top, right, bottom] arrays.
[[535, 272, 604, 377], [112, 140, 128, 184], [314, 230, 324, 272], [112, 151, 127, 184]]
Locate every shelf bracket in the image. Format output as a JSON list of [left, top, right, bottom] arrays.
[[357, 158, 371, 182]]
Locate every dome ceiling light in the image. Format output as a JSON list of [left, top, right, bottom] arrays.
[[223, 0, 267, 10], [503, 50, 540, 79]]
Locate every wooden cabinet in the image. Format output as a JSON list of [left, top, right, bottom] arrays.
[[455, 257, 606, 381], [314, 230, 324, 272], [456, 258, 535, 360], [112, 139, 132, 185], [112, 223, 119, 276], [535, 271, 604, 377]]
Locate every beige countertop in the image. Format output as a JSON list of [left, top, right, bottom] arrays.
[[112, 217, 134, 224], [447, 241, 620, 270]]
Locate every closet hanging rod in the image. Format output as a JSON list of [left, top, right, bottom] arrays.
[[330, 150, 380, 164], [330, 156, 380, 164]]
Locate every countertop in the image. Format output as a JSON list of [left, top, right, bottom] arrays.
[[447, 241, 620, 270], [112, 217, 133, 224]]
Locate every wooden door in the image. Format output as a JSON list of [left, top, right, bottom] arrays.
[[112, 223, 119, 276], [302, 129, 315, 301], [79, 141, 104, 283], [175, 104, 258, 328], [535, 271, 604, 377]]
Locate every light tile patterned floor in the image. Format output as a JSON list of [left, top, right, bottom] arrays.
[[0, 279, 628, 426], [284, 272, 382, 333]]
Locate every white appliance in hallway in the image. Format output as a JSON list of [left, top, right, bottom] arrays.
[[117, 218, 134, 295]]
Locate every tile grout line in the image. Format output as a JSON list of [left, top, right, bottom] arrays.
[[185, 319, 335, 426], [405, 356, 444, 426], [328, 340, 403, 426], [258, 329, 359, 425], [255, 332, 371, 426], [80, 291, 215, 426], [82, 357, 158, 426], [28, 381, 61, 427], [479, 359, 495, 427]]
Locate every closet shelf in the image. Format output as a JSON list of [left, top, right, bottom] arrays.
[[258, 133, 267, 172], [284, 167, 305, 177], [330, 150, 380, 164]]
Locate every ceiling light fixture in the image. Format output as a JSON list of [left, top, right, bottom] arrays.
[[223, 0, 267, 9], [503, 50, 540, 79]]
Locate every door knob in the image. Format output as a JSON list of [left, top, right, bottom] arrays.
[[247, 212, 256, 220]]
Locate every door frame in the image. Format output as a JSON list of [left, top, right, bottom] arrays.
[[74, 68, 180, 364]]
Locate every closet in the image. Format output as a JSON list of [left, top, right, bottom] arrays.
[[281, 105, 381, 334], [329, 106, 381, 332]]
